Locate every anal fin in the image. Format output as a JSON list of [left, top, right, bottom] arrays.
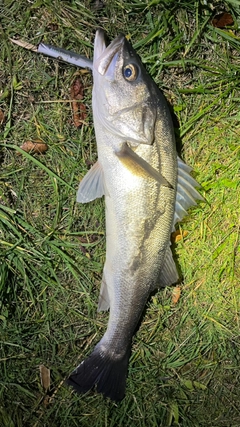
[[97, 274, 110, 312]]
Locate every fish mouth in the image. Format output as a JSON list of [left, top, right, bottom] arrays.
[[94, 29, 125, 78]]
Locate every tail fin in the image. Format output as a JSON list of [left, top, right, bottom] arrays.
[[66, 345, 130, 402]]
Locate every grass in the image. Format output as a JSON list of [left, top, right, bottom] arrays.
[[0, 0, 240, 426]]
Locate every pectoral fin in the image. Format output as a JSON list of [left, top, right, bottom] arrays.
[[116, 143, 173, 188], [77, 161, 106, 203]]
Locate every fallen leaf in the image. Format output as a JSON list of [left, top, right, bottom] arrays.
[[47, 23, 58, 31], [70, 77, 87, 128], [9, 37, 38, 52], [0, 109, 5, 125], [171, 229, 188, 243], [172, 286, 181, 304], [39, 364, 50, 391], [71, 77, 84, 99], [212, 12, 234, 28], [43, 395, 51, 407], [77, 234, 99, 244], [20, 139, 48, 154]]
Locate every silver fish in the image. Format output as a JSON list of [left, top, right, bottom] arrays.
[[67, 30, 203, 401]]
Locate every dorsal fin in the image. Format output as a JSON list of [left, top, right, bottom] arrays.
[[158, 245, 179, 287], [173, 156, 204, 227]]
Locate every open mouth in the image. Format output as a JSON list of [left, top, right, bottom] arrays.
[[94, 29, 125, 77]]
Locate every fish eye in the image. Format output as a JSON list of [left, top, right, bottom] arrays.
[[123, 64, 138, 82]]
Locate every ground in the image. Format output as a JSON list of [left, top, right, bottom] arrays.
[[0, 1, 239, 426]]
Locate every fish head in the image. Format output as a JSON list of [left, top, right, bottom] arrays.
[[92, 29, 157, 146]]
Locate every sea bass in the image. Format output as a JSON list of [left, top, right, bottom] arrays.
[[67, 29, 203, 401]]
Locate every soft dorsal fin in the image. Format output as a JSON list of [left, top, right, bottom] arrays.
[[77, 161, 106, 203], [158, 245, 179, 287], [115, 142, 173, 188], [173, 156, 204, 227]]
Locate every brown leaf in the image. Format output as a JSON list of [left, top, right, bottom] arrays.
[[172, 286, 181, 304], [0, 109, 5, 125], [71, 77, 84, 99], [70, 77, 87, 128], [212, 12, 234, 28], [171, 229, 188, 243], [39, 364, 50, 391], [47, 23, 58, 31], [43, 395, 51, 407], [77, 234, 99, 244], [9, 37, 38, 52], [20, 139, 48, 154]]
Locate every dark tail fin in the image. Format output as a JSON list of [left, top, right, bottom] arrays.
[[66, 345, 130, 402]]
